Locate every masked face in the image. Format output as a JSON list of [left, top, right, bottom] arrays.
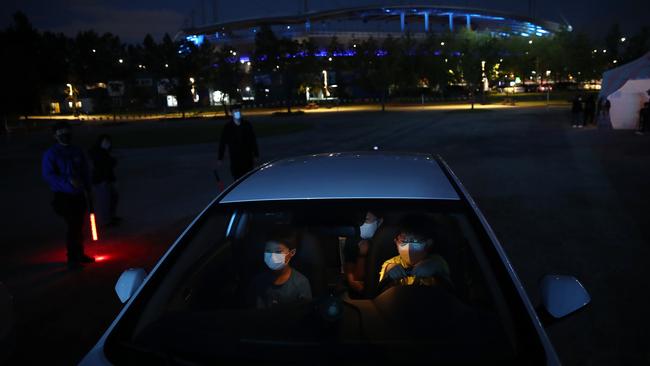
[[396, 235, 429, 266], [100, 139, 111, 150], [264, 252, 287, 271], [55, 130, 71, 146], [264, 241, 295, 271], [233, 110, 242, 124], [359, 212, 381, 239]]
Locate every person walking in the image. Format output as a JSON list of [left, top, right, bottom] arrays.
[[584, 95, 596, 126], [88, 134, 120, 227], [571, 94, 584, 128], [217, 104, 259, 180], [42, 122, 95, 269]]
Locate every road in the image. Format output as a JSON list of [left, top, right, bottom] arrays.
[[1, 106, 649, 365]]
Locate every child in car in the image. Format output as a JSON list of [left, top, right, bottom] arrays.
[[379, 215, 450, 287], [249, 229, 312, 309]]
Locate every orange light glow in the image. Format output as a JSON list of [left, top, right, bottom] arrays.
[[94, 255, 108, 262], [90, 213, 99, 241]]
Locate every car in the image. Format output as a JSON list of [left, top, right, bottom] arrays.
[[80, 152, 590, 365]]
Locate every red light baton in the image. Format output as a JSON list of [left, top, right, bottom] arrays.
[[89, 213, 99, 241], [213, 169, 225, 192], [85, 191, 99, 242]]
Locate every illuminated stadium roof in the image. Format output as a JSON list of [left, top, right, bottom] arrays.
[[181, 4, 561, 48]]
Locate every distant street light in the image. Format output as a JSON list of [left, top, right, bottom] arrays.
[[440, 42, 445, 46], [165, 63, 169, 68], [528, 40, 533, 44], [66, 83, 73, 97], [613, 60, 618, 64], [620, 37, 626, 42], [328, 57, 333, 61], [118, 59, 123, 64], [92, 49, 96, 53]]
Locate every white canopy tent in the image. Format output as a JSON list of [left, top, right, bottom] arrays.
[[600, 52, 650, 130]]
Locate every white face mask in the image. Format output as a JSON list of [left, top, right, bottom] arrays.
[[397, 242, 427, 266], [264, 252, 286, 271], [100, 140, 111, 150], [233, 111, 241, 123], [359, 221, 379, 239]]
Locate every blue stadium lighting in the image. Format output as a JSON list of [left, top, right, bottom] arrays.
[[186, 35, 205, 46], [520, 32, 530, 37], [467, 14, 505, 21], [315, 50, 329, 57], [376, 50, 388, 57], [239, 56, 251, 63]]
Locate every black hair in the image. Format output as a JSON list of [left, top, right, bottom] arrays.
[[52, 121, 71, 133], [230, 103, 242, 112], [267, 226, 298, 250], [397, 214, 435, 241]]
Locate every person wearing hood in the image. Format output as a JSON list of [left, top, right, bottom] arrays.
[[42, 122, 95, 269], [217, 104, 259, 180], [249, 229, 311, 309], [379, 214, 450, 288], [88, 134, 120, 227]]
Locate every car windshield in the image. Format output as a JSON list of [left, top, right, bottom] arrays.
[[105, 199, 537, 364]]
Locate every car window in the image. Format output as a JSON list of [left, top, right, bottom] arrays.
[[106, 199, 542, 365]]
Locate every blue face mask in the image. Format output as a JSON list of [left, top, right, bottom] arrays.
[[233, 111, 241, 121]]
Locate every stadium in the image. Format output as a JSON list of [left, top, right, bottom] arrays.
[[180, 3, 562, 52], [177, 2, 563, 105]]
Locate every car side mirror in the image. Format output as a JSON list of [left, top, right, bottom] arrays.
[[115, 268, 147, 303], [539, 274, 590, 320]]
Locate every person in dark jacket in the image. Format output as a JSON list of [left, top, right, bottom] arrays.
[[571, 95, 584, 128], [584, 95, 596, 126], [217, 104, 259, 180], [42, 122, 95, 269], [637, 101, 650, 135], [89, 134, 120, 227]]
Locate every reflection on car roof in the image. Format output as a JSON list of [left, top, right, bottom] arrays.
[[220, 152, 460, 203]]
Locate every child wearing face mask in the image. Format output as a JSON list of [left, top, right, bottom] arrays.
[[344, 211, 383, 294], [249, 230, 312, 309], [378, 215, 450, 288]]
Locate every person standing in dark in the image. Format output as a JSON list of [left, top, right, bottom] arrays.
[[42, 122, 95, 269], [584, 95, 596, 126], [637, 101, 650, 135], [571, 95, 584, 128], [89, 134, 120, 227], [217, 104, 259, 180]]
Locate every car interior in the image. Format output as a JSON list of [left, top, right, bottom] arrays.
[[122, 201, 520, 364]]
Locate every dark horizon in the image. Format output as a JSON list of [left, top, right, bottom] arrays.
[[0, 0, 646, 44]]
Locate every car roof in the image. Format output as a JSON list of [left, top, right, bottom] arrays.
[[220, 152, 460, 203]]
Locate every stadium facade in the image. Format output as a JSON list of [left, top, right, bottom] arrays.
[[178, 4, 562, 104], [181, 4, 561, 52]]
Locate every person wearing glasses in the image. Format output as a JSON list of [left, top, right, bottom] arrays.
[[378, 215, 450, 288]]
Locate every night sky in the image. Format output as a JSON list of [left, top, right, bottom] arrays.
[[1, 0, 645, 43]]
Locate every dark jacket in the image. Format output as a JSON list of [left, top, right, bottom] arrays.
[[88, 146, 116, 184], [218, 119, 259, 163], [42, 144, 91, 195]]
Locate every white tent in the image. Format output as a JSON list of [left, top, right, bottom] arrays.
[[600, 52, 650, 130]]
